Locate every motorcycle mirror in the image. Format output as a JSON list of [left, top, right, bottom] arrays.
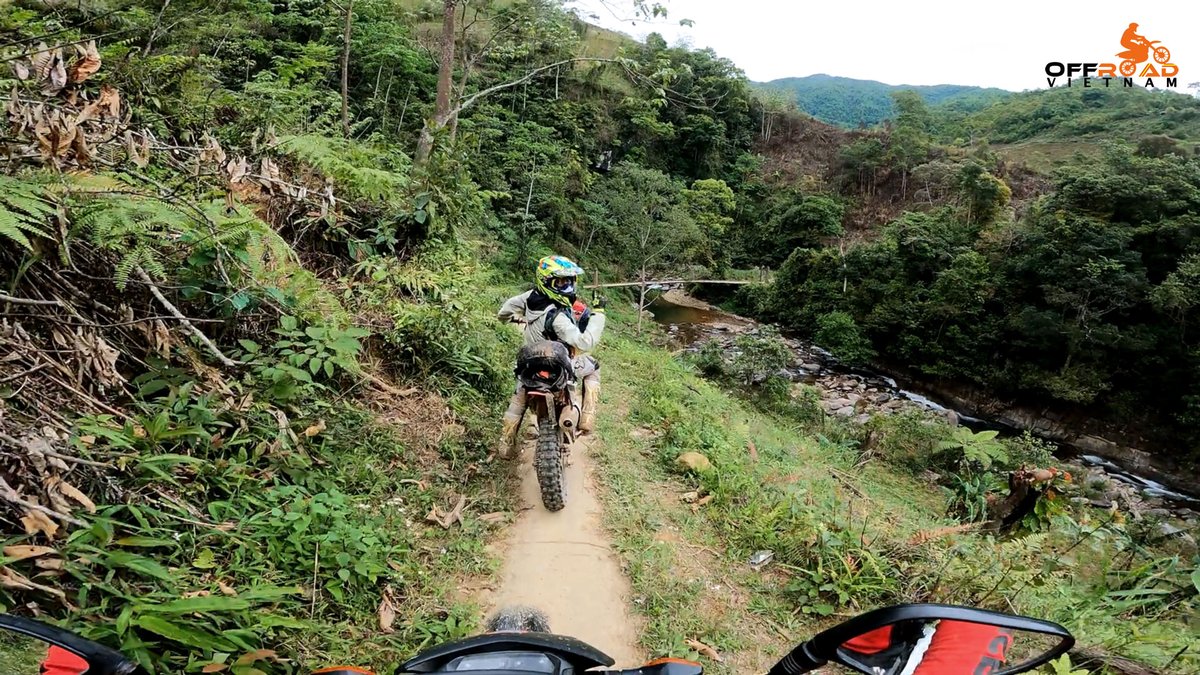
[[0, 614, 139, 675], [769, 604, 1073, 675]]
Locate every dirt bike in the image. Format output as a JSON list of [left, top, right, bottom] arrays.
[[1118, 40, 1171, 76], [0, 602, 1074, 674], [514, 340, 581, 512]]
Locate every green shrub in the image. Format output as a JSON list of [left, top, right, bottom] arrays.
[[691, 340, 727, 378], [814, 311, 876, 365], [863, 411, 945, 470], [729, 327, 792, 385]]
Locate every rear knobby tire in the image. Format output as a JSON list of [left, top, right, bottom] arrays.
[[535, 413, 566, 511]]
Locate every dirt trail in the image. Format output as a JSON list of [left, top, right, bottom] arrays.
[[481, 436, 643, 667]]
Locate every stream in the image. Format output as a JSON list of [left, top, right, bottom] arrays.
[[647, 292, 1200, 517]]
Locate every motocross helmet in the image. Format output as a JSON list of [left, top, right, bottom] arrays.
[[535, 255, 584, 306]]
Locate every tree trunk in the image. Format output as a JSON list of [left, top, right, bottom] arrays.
[[340, 0, 354, 138], [417, 0, 458, 164]]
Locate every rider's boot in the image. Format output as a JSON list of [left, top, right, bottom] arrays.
[[496, 388, 526, 460], [579, 377, 601, 434]]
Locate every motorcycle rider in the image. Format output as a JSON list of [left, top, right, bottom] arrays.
[[495, 255, 606, 459], [570, 298, 603, 434]]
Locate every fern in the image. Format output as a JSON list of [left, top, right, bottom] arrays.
[[0, 176, 54, 251], [72, 192, 190, 288], [277, 134, 410, 204]]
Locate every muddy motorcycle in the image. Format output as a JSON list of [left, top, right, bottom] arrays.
[[0, 602, 1074, 674], [514, 340, 582, 512]]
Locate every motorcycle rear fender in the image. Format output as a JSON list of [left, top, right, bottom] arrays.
[[401, 632, 614, 672]]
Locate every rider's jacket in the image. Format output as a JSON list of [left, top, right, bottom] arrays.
[[498, 290, 606, 353]]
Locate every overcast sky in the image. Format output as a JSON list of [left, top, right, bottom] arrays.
[[570, 0, 1196, 91]]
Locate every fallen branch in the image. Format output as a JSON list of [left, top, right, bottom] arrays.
[[0, 476, 85, 527], [41, 371, 130, 420], [0, 362, 50, 384], [0, 431, 110, 469], [0, 292, 63, 306], [136, 266, 237, 368], [1069, 645, 1161, 675], [364, 371, 417, 397], [831, 467, 870, 500]]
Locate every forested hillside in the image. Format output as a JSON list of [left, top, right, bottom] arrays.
[[0, 0, 1197, 673], [727, 84, 1200, 476], [758, 73, 1009, 128]]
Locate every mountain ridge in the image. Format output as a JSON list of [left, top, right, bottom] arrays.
[[757, 73, 1011, 128]]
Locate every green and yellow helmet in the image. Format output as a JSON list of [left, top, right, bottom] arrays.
[[535, 255, 585, 306]]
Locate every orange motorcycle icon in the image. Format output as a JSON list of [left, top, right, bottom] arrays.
[[1117, 39, 1170, 76]]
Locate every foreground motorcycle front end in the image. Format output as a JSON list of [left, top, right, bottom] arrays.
[[0, 602, 1073, 675]]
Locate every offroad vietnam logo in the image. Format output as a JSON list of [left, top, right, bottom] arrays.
[[1045, 22, 1179, 89]]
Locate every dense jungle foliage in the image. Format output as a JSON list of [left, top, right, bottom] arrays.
[[0, 0, 1197, 673]]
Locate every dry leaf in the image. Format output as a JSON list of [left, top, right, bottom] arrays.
[[226, 156, 249, 184], [680, 491, 700, 503], [0, 567, 66, 600], [690, 495, 713, 513], [56, 480, 96, 514], [199, 132, 226, 166], [30, 43, 53, 75], [201, 664, 228, 673], [132, 425, 147, 439], [183, 590, 212, 598], [258, 157, 280, 190], [41, 49, 67, 96], [32, 43, 66, 95], [302, 420, 326, 438], [72, 127, 92, 166], [685, 639, 722, 662], [217, 581, 237, 596], [68, 41, 101, 83], [231, 648, 276, 662], [478, 512, 506, 524], [378, 586, 397, 633], [20, 510, 59, 540], [79, 435, 96, 446], [3, 545, 58, 561], [35, 558, 64, 571], [12, 60, 30, 80], [124, 131, 149, 168], [1029, 468, 1056, 483], [425, 494, 466, 529], [747, 440, 759, 463], [425, 505, 445, 526], [907, 523, 977, 546], [386, 560, 406, 573], [98, 84, 121, 118]]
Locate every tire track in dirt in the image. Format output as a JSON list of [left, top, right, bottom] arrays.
[[480, 435, 643, 667]]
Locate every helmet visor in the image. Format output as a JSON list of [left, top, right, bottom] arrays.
[[549, 276, 577, 295]]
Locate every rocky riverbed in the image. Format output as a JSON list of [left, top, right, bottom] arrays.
[[652, 295, 1200, 528]]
